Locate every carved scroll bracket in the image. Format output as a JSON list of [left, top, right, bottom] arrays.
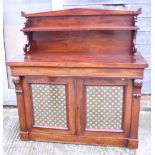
[[132, 11, 140, 56], [23, 17, 31, 28], [134, 16, 138, 23], [132, 30, 137, 56], [23, 32, 33, 54], [22, 17, 34, 54], [23, 41, 31, 54]]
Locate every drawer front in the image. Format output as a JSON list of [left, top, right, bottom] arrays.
[[23, 76, 75, 135], [77, 78, 133, 137]]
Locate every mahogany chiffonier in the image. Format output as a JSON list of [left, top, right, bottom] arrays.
[[6, 8, 148, 148]]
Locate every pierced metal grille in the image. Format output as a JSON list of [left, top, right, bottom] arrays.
[[86, 86, 123, 130], [31, 84, 67, 128]]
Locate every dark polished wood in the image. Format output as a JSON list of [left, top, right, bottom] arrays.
[[7, 52, 147, 68], [21, 8, 141, 17], [7, 8, 147, 148], [10, 67, 144, 79], [12, 76, 29, 140], [128, 79, 143, 148], [76, 78, 132, 137], [22, 27, 139, 32], [23, 76, 76, 135]]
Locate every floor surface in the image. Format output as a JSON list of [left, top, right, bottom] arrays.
[[3, 109, 150, 155]]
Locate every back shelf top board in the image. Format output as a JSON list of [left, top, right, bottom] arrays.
[[21, 8, 141, 17], [21, 8, 141, 32]]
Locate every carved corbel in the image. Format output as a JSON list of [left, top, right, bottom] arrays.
[[133, 79, 143, 98], [134, 79, 143, 88], [12, 76, 21, 84], [12, 76, 23, 94]]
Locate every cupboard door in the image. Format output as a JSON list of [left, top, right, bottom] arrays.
[[23, 76, 75, 135], [77, 78, 132, 137]]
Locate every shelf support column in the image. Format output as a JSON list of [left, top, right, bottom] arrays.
[[128, 79, 143, 148], [12, 76, 29, 140]]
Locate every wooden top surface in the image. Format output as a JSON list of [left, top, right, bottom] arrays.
[[21, 8, 141, 17], [7, 52, 148, 69]]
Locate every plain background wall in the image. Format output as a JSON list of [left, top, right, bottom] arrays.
[[3, 0, 53, 89], [3, 0, 151, 96]]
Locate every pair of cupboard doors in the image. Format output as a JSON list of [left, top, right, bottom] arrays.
[[21, 75, 133, 144]]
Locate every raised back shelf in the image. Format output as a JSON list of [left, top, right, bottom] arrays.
[[22, 8, 141, 55]]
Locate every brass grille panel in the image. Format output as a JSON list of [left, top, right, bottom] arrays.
[[31, 84, 67, 128], [86, 86, 123, 130]]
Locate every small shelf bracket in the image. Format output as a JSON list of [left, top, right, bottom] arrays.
[[23, 17, 34, 54], [23, 31, 35, 54], [132, 30, 137, 55], [132, 14, 139, 56]]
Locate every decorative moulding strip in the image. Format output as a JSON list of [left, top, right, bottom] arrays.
[[21, 26, 139, 32]]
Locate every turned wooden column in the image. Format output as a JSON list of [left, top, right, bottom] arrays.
[[128, 79, 143, 148], [12, 76, 29, 140]]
